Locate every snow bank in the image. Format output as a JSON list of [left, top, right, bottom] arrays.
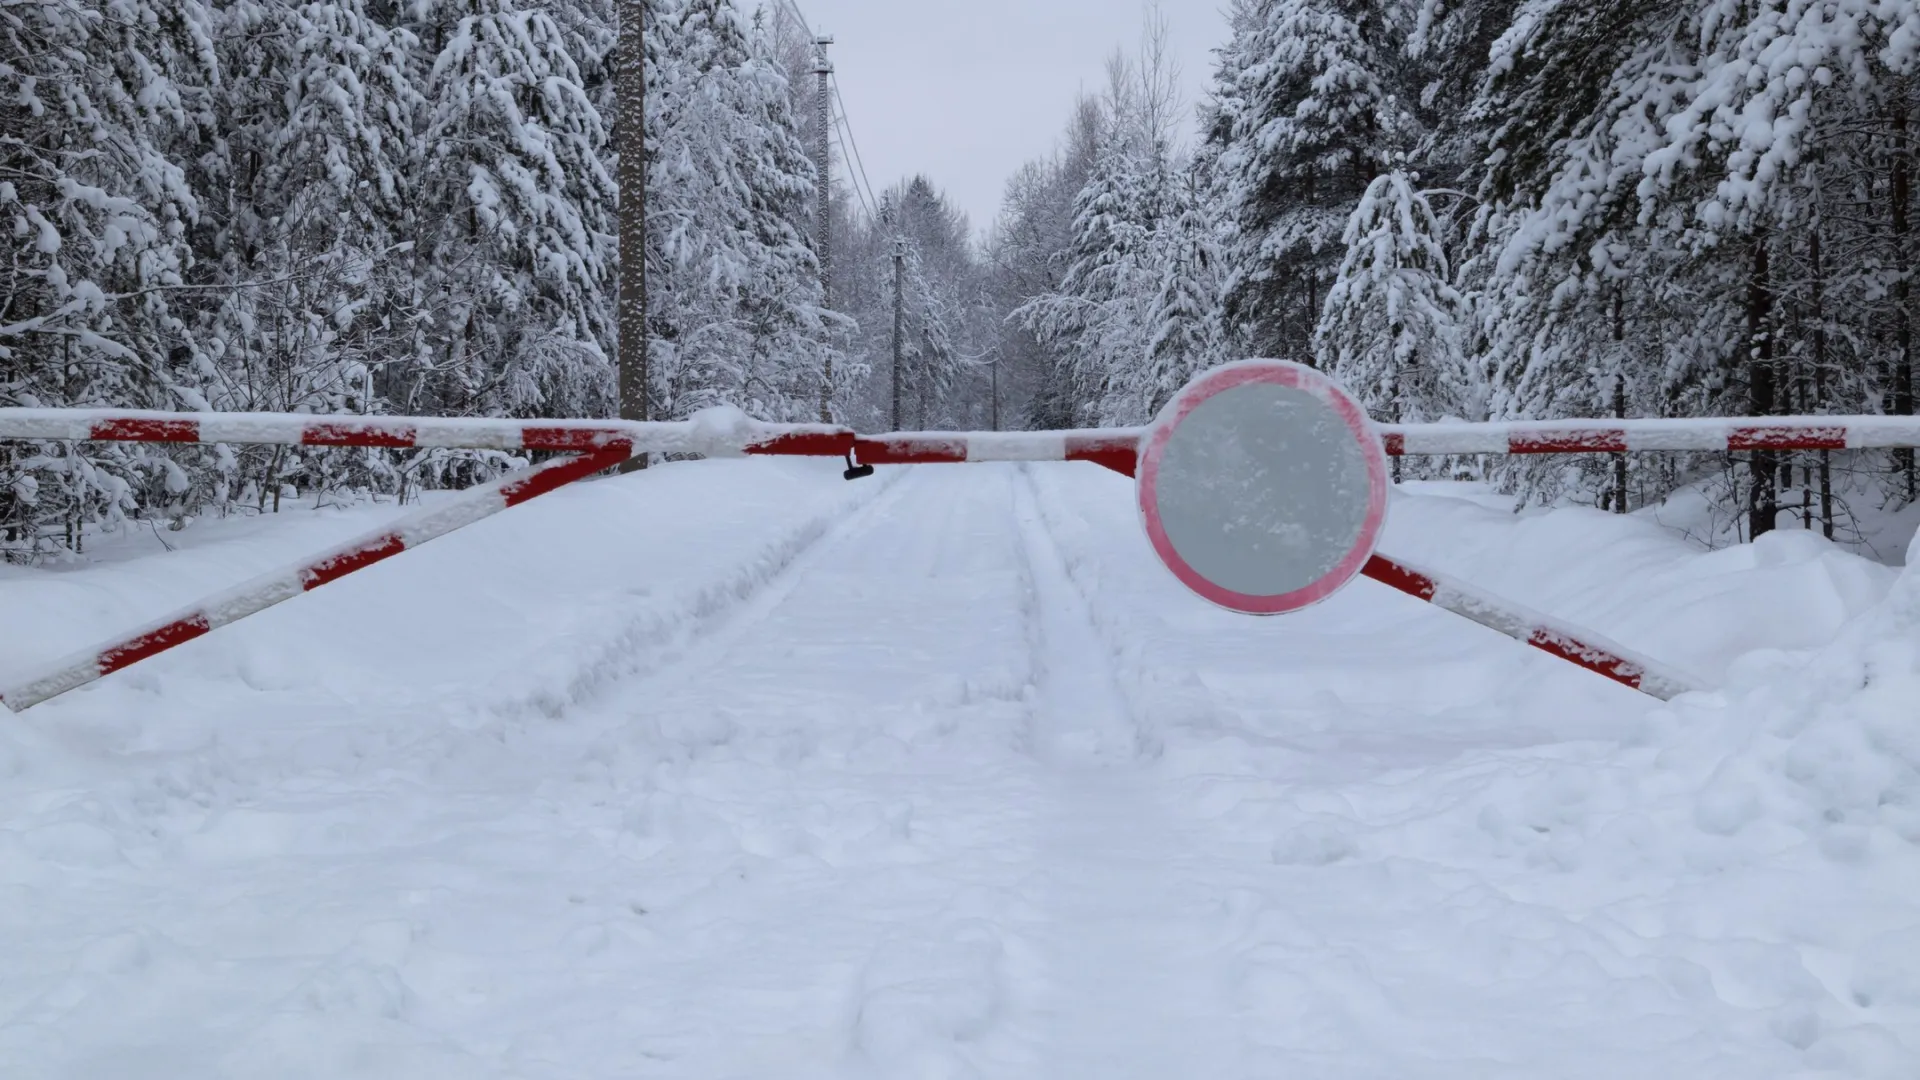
[[1694, 526, 1920, 853], [1639, 477, 1920, 568], [1330, 527, 1920, 1077], [1025, 466, 1920, 1073], [1023, 468, 1903, 757], [1386, 484, 1899, 684], [0, 458, 883, 722]]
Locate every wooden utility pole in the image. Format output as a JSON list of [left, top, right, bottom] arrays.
[[813, 36, 835, 423], [617, 0, 648, 470], [891, 239, 905, 430]]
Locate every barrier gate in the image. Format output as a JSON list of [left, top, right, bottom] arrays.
[[6, 358, 1920, 712]]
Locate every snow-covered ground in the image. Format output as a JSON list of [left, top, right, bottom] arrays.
[[2, 461, 1918, 1077]]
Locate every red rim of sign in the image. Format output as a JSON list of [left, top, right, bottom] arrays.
[[1137, 360, 1390, 615]]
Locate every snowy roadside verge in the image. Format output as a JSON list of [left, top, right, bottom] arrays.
[[1025, 467, 1902, 722], [1388, 483, 1900, 684], [0, 457, 886, 726], [1024, 466, 1920, 1075], [1339, 509, 1920, 1077]]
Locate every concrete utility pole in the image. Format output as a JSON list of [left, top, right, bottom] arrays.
[[616, 0, 648, 470], [813, 36, 835, 423], [891, 239, 905, 431]]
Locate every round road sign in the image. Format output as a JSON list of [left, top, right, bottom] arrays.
[[1137, 359, 1389, 615]]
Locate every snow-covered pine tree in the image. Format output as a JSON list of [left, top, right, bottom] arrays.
[[193, 0, 427, 510], [1014, 125, 1146, 426], [990, 97, 1103, 431], [644, 0, 840, 423], [1013, 66, 1191, 428], [1317, 167, 1466, 425], [1143, 177, 1222, 416], [411, 0, 617, 426], [0, 0, 217, 556], [1455, 0, 1920, 529], [1207, 0, 1416, 363]]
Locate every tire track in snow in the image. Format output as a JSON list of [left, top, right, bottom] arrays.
[[1007, 464, 1249, 1076], [499, 465, 912, 722], [582, 465, 920, 717], [559, 465, 1048, 1077], [1009, 465, 1147, 765]]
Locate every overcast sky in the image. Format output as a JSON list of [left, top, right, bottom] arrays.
[[791, 0, 1231, 237]]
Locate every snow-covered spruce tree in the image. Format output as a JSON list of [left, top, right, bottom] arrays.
[[1142, 176, 1223, 416], [1008, 23, 1200, 429], [409, 0, 616, 430], [895, 242, 957, 430], [644, 0, 841, 424], [991, 97, 1103, 431], [895, 176, 997, 429], [0, 0, 217, 557], [1316, 167, 1467, 432], [193, 0, 427, 511], [1207, 0, 1418, 363], [1453, 0, 1920, 532], [1014, 125, 1153, 427]]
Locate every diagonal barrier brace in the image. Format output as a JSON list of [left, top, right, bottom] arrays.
[[0, 443, 633, 712], [1360, 553, 1703, 700]]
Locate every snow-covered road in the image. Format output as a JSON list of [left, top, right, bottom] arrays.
[[3, 462, 1918, 1078]]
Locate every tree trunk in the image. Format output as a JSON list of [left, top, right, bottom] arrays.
[[1305, 268, 1319, 365], [1748, 236, 1777, 540], [1797, 361, 1813, 530], [1812, 225, 1835, 538], [616, 0, 650, 471], [1612, 287, 1628, 514], [990, 356, 1000, 432], [1896, 104, 1916, 498], [891, 243, 904, 430], [1778, 352, 1794, 498]]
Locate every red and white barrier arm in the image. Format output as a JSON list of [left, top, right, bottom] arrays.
[[747, 416, 1920, 469], [1377, 415, 1920, 456], [9, 408, 1920, 465], [1360, 553, 1702, 700], [0, 443, 634, 713], [745, 430, 1147, 476], [0, 407, 846, 456]]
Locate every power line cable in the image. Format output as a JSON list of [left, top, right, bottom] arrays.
[[835, 104, 882, 227], [831, 116, 876, 223], [777, 0, 878, 225], [778, 0, 814, 40], [779, 0, 886, 231], [832, 75, 886, 227]]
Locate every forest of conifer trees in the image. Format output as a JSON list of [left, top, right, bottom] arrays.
[[6, 0, 1919, 559]]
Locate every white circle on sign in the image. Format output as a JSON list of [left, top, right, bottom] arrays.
[[1137, 360, 1388, 615]]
